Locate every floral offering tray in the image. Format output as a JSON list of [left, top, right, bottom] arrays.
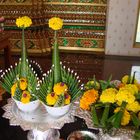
[[2, 98, 77, 131], [2, 99, 135, 140], [2, 98, 98, 131]]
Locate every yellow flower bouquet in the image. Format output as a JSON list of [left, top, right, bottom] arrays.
[[0, 16, 40, 112], [80, 75, 140, 139], [34, 17, 81, 117]]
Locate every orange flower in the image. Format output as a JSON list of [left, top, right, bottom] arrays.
[[118, 83, 125, 89], [80, 89, 98, 110], [80, 98, 90, 110]]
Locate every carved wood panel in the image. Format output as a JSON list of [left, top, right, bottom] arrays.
[[0, 0, 107, 54]]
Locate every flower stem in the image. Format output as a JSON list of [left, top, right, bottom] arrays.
[[131, 112, 140, 128], [91, 105, 99, 126], [100, 103, 110, 128], [108, 101, 127, 128], [52, 30, 61, 84]]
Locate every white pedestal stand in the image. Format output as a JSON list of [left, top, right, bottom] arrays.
[[27, 129, 60, 140]]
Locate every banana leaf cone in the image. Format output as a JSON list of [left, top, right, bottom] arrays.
[[19, 28, 28, 78], [52, 30, 62, 84]]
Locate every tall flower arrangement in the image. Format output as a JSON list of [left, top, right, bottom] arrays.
[[80, 75, 140, 139], [0, 16, 39, 104], [35, 17, 81, 108]]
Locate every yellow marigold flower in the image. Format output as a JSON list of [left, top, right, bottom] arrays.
[[100, 88, 118, 103], [11, 82, 17, 97], [64, 93, 71, 105], [46, 92, 58, 106], [19, 78, 28, 90], [80, 89, 98, 110], [16, 16, 32, 28], [21, 90, 31, 104], [122, 75, 137, 84], [49, 17, 63, 30], [124, 84, 138, 95], [116, 88, 135, 104], [126, 101, 140, 113], [53, 82, 68, 95], [135, 83, 140, 91], [80, 99, 90, 110], [114, 107, 131, 126], [122, 75, 129, 84]]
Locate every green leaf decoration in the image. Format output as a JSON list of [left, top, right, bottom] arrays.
[[91, 104, 99, 126], [99, 75, 115, 90], [100, 103, 110, 128], [131, 112, 140, 128], [0, 60, 39, 101], [20, 28, 28, 78], [108, 101, 127, 128], [54, 94, 65, 107], [133, 130, 140, 140], [36, 65, 82, 104], [52, 31, 62, 84]]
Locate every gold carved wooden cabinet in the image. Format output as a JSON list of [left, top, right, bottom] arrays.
[[0, 0, 107, 54]]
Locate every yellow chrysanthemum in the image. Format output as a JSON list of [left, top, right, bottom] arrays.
[[46, 92, 58, 106], [49, 17, 63, 30], [64, 93, 71, 105], [124, 84, 138, 95], [21, 90, 31, 104], [80, 89, 98, 110], [16, 16, 32, 28], [11, 82, 17, 97], [135, 83, 140, 91], [122, 75, 137, 84], [116, 88, 135, 104], [126, 101, 140, 113], [100, 88, 118, 103], [19, 78, 28, 90], [114, 107, 131, 126], [53, 82, 68, 95]]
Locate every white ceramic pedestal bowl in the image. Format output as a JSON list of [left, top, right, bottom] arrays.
[[13, 98, 40, 112], [44, 103, 71, 118]]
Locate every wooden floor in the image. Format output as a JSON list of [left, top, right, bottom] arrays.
[[1, 52, 140, 83]]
